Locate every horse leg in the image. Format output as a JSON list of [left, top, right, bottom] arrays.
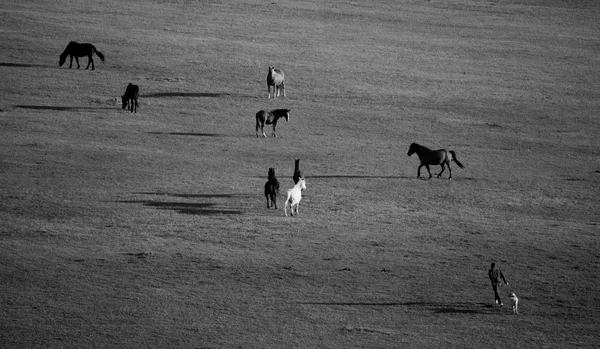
[[75, 56, 80, 68], [281, 82, 285, 98], [437, 163, 446, 178], [268, 85, 272, 99], [273, 194, 277, 209], [86, 55, 93, 70], [272, 123, 277, 138], [69, 56, 73, 68], [417, 164, 423, 178], [425, 165, 432, 179]]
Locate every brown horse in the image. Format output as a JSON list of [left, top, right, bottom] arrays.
[[267, 66, 285, 98], [255, 109, 290, 138], [121, 83, 139, 113], [407, 143, 464, 179], [293, 159, 303, 184], [264, 168, 280, 209], [59, 41, 105, 70]]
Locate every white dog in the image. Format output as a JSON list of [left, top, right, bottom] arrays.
[[509, 292, 519, 314]]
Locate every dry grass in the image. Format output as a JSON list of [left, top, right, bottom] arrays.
[[1, 0, 599, 348]]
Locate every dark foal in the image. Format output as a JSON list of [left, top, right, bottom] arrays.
[[265, 168, 280, 209]]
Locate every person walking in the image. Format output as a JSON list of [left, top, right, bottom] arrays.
[[488, 262, 509, 305]]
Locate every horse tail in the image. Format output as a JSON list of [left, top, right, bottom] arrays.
[[94, 48, 105, 62], [449, 151, 465, 169]]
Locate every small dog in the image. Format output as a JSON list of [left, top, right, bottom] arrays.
[[509, 292, 519, 314]]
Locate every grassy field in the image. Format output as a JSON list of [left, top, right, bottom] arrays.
[[1, 0, 599, 348]]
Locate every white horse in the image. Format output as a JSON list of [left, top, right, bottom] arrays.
[[284, 178, 306, 217], [267, 66, 285, 98]]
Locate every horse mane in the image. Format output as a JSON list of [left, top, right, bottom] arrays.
[[412, 143, 431, 152], [271, 108, 290, 115]]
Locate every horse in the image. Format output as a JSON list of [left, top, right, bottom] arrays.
[[407, 142, 465, 179], [284, 178, 306, 217], [264, 168, 280, 209], [267, 66, 285, 98], [59, 41, 105, 70], [255, 109, 290, 138], [121, 83, 139, 113], [293, 159, 303, 184]]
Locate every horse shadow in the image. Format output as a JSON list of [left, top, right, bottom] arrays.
[[309, 175, 413, 180], [141, 92, 230, 98], [0, 62, 50, 68], [14, 105, 115, 111], [121, 192, 252, 215], [118, 199, 243, 215], [146, 132, 223, 137]]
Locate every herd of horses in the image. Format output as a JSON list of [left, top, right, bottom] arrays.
[[58, 41, 466, 217]]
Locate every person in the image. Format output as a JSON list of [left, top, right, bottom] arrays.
[[488, 262, 509, 305]]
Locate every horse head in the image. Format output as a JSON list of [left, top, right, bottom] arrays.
[[121, 95, 128, 109], [299, 178, 306, 190], [407, 143, 419, 156], [59, 53, 67, 66]]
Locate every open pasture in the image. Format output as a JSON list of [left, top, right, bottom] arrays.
[[1, 0, 599, 348]]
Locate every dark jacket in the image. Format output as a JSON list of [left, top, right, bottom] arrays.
[[488, 267, 508, 286]]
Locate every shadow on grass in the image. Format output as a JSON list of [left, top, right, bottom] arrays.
[[14, 105, 115, 111], [306, 175, 477, 182], [147, 132, 222, 137], [132, 192, 252, 199], [309, 175, 413, 180], [141, 92, 230, 98], [118, 200, 243, 215], [0, 62, 50, 68], [301, 301, 498, 314]]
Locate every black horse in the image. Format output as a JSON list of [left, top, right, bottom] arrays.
[[121, 83, 139, 113], [407, 143, 465, 179], [264, 168, 280, 209], [255, 109, 290, 138], [293, 159, 303, 184], [59, 41, 105, 70]]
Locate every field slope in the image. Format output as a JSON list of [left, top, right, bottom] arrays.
[[1, 0, 599, 348]]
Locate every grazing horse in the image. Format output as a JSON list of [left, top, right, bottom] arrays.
[[264, 168, 280, 209], [293, 159, 303, 184], [121, 83, 140, 113], [407, 142, 465, 179], [284, 178, 306, 217], [59, 41, 105, 70], [267, 66, 285, 98], [255, 109, 290, 138]]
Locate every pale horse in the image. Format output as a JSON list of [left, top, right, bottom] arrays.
[[284, 178, 306, 217]]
